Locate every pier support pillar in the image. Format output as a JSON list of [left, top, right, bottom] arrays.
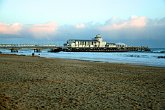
[[10, 48, 18, 53], [34, 49, 41, 52]]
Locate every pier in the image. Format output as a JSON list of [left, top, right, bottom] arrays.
[[0, 44, 61, 53], [0, 35, 151, 53], [0, 44, 151, 53]]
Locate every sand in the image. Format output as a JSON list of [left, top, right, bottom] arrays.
[[0, 54, 165, 110]]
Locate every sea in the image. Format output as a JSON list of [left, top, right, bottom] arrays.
[[0, 48, 165, 67]]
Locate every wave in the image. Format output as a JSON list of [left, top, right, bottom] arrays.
[[125, 54, 149, 58], [152, 51, 165, 53], [151, 48, 165, 53]]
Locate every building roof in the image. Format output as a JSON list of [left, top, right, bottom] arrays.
[[106, 43, 116, 45], [68, 39, 98, 42]]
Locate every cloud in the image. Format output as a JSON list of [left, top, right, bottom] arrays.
[[0, 22, 22, 34], [75, 23, 86, 29], [29, 22, 58, 38], [1, 17, 165, 47], [100, 16, 147, 31], [0, 22, 59, 39], [96, 17, 165, 47]]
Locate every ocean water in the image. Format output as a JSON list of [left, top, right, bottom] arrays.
[[0, 48, 165, 67]]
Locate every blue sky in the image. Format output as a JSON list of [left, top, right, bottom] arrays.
[[0, 0, 165, 47]]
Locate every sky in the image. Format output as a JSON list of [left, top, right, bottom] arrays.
[[0, 0, 165, 47]]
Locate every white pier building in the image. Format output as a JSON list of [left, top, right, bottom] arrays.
[[64, 34, 107, 48]]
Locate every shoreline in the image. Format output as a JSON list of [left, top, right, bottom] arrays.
[[1, 53, 165, 68], [0, 53, 165, 109]]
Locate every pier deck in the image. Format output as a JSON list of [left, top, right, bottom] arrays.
[[0, 44, 61, 52], [0, 44, 151, 52]]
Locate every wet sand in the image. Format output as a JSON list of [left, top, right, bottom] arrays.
[[0, 54, 165, 109]]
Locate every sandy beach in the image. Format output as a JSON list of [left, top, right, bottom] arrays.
[[0, 54, 165, 109]]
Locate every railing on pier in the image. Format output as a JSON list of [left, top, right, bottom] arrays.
[[0, 44, 57, 48]]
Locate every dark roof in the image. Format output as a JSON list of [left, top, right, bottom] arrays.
[[95, 36, 102, 38]]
